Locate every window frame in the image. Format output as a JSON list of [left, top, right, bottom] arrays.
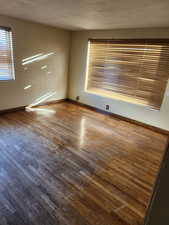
[[0, 26, 15, 81], [85, 38, 169, 110]]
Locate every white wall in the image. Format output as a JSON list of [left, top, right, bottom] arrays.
[[0, 15, 71, 110], [68, 28, 169, 131]]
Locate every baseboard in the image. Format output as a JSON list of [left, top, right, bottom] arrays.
[[30, 98, 67, 108], [67, 99, 169, 136], [0, 99, 67, 114], [0, 106, 26, 114], [1, 99, 168, 136]]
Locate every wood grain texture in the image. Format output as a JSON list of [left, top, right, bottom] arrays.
[[68, 99, 169, 135], [0, 101, 168, 225]]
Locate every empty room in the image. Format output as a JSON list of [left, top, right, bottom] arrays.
[[0, 1, 169, 225]]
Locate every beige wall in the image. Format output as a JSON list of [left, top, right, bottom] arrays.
[[0, 15, 71, 110], [68, 28, 169, 131], [1, 17, 169, 131]]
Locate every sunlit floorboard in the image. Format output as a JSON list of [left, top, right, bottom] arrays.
[[0, 101, 167, 225]]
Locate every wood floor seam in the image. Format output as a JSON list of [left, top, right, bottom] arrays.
[[0, 102, 167, 225]]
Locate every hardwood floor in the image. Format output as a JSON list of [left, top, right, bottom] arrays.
[[0, 101, 168, 225]]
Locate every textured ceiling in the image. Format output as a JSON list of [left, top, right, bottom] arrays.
[[0, 0, 169, 30]]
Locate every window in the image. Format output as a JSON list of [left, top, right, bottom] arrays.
[[0, 26, 15, 80], [86, 39, 169, 110]]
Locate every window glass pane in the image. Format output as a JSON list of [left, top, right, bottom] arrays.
[[0, 27, 15, 80], [86, 39, 169, 110]]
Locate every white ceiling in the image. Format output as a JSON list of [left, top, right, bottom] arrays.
[[0, 0, 169, 30]]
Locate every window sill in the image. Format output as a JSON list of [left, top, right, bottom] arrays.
[[85, 88, 159, 111]]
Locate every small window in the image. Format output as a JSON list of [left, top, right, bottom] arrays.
[[85, 39, 169, 110], [0, 26, 15, 80]]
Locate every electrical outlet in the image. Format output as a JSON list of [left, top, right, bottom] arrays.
[[106, 105, 109, 110], [76, 96, 80, 101]]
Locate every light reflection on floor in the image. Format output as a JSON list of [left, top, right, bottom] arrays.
[[26, 107, 56, 115]]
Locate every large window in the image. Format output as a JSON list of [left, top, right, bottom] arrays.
[[0, 26, 15, 80], [85, 39, 169, 110]]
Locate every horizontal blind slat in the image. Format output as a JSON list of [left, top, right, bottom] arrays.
[[0, 27, 14, 80], [87, 39, 169, 109]]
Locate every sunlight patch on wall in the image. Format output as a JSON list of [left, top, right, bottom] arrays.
[[24, 85, 32, 90], [27, 91, 57, 108], [22, 54, 43, 63], [22, 52, 55, 65], [41, 65, 48, 70]]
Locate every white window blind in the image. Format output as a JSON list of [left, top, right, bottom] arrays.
[[0, 26, 15, 80], [86, 39, 169, 110]]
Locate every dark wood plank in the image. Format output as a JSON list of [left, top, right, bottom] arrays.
[[0, 101, 167, 225], [68, 99, 169, 135]]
